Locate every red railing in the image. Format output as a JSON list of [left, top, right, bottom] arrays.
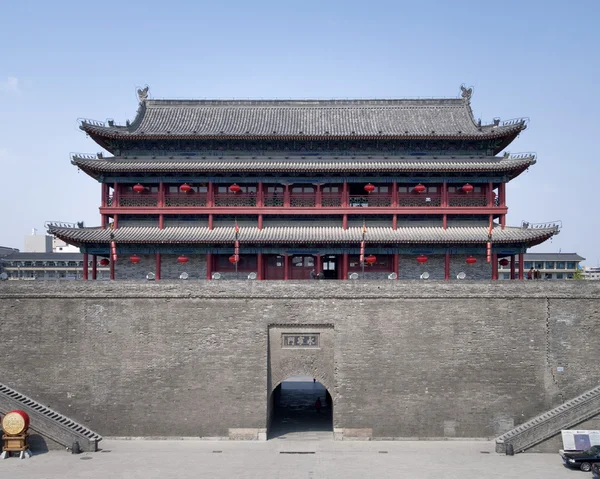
[[321, 193, 342, 207], [349, 195, 392, 207], [264, 194, 285, 207]]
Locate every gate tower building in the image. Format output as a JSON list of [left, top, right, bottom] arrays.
[[51, 86, 559, 280]]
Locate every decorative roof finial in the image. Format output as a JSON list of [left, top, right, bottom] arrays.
[[460, 84, 473, 102], [137, 86, 149, 103]]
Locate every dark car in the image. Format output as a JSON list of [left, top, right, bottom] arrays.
[[561, 445, 600, 472], [592, 462, 600, 478]]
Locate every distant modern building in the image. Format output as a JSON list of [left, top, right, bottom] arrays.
[[24, 232, 53, 253], [583, 266, 600, 280], [0, 252, 109, 280], [52, 237, 80, 253], [498, 253, 585, 280]]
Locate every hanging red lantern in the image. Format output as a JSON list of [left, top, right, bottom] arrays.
[[99, 258, 109, 266], [416, 255, 428, 264], [129, 254, 141, 264], [180, 183, 192, 193], [177, 255, 189, 264], [462, 183, 474, 194], [414, 184, 426, 194], [364, 183, 376, 194], [365, 254, 377, 265], [466, 256, 477, 265], [229, 254, 239, 264], [499, 258, 510, 266], [229, 184, 241, 193], [133, 183, 145, 194]]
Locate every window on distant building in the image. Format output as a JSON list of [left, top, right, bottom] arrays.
[[502, 273, 510, 280], [524, 261, 533, 269], [556, 262, 565, 269], [545, 262, 554, 269], [535, 262, 543, 269], [567, 262, 576, 269], [556, 273, 564, 279]]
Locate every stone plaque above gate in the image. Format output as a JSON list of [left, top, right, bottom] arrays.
[[282, 333, 320, 348]]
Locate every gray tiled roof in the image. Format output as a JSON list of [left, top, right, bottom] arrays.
[[523, 253, 585, 261], [72, 154, 536, 175], [80, 98, 526, 140], [48, 225, 558, 246]]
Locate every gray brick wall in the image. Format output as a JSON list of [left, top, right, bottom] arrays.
[[114, 255, 207, 280], [0, 281, 599, 440]]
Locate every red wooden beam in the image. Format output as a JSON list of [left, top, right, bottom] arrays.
[[92, 255, 97, 280], [83, 253, 88, 280], [518, 253, 524, 280]]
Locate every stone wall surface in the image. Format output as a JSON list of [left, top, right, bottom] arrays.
[[0, 281, 599, 441]]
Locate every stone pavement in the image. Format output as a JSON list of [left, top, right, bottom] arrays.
[[0, 439, 577, 479]]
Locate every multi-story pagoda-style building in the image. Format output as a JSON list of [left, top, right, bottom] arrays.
[[50, 86, 559, 281]]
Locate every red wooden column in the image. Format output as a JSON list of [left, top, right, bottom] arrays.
[[500, 215, 506, 229], [113, 182, 120, 207], [510, 254, 516, 280], [155, 253, 161, 280], [444, 252, 450, 280], [159, 214, 164, 229], [392, 181, 398, 208], [208, 214, 213, 230], [492, 253, 498, 280], [315, 184, 322, 208], [83, 253, 88, 280], [393, 253, 399, 279], [158, 181, 165, 207], [499, 182, 506, 230], [92, 255, 97, 280], [392, 214, 397, 230], [257, 182, 264, 207], [257, 253, 263, 280], [315, 254, 321, 276], [518, 253, 524, 280], [342, 253, 348, 280], [110, 259, 115, 281], [284, 184, 290, 208], [113, 214, 119, 228], [206, 253, 213, 280], [443, 214, 447, 230], [343, 214, 348, 230], [342, 182, 348, 207], [442, 181, 448, 207], [258, 215, 263, 230], [487, 182, 494, 207], [101, 183, 108, 207], [284, 254, 289, 280], [207, 182, 214, 207], [101, 215, 107, 229]]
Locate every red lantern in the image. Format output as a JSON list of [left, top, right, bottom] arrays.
[[364, 183, 376, 194], [414, 184, 426, 194], [416, 255, 428, 264], [229, 184, 241, 193], [229, 254, 239, 264], [133, 183, 145, 194], [99, 258, 109, 266], [365, 254, 377, 265], [499, 258, 509, 266], [129, 254, 141, 264], [177, 255, 189, 264], [466, 256, 477, 265], [180, 183, 192, 193], [462, 183, 474, 194]]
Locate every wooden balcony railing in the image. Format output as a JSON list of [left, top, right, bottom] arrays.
[[448, 193, 488, 207], [165, 193, 208, 207], [398, 193, 442, 207], [119, 194, 159, 207], [264, 194, 284, 207], [321, 193, 342, 207], [290, 193, 316, 208], [214, 193, 257, 207], [349, 195, 392, 207]]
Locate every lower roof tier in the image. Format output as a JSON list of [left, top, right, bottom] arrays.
[[72, 154, 535, 180], [49, 225, 558, 247]]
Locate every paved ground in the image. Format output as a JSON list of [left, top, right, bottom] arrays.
[[0, 439, 578, 479]]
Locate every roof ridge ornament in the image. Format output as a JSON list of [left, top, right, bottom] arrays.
[[460, 84, 473, 102], [137, 85, 149, 103]]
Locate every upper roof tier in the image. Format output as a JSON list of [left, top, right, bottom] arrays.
[[80, 87, 527, 153]]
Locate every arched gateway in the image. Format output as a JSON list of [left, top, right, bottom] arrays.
[[267, 325, 335, 439]]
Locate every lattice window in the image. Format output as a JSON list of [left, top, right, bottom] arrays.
[[214, 194, 257, 207], [165, 195, 208, 207], [290, 194, 316, 207], [321, 194, 342, 207], [448, 195, 487, 207], [398, 195, 442, 207], [264, 195, 284, 207], [119, 195, 159, 207]]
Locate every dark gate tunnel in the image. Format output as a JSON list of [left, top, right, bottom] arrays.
[[267, 375, 333, 439]]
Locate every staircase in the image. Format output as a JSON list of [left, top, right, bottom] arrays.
[[495, 385, 600, 453], [0, 383, 102, 452]]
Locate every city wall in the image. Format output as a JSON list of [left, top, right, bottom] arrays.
[[0, 281, 599, 441]]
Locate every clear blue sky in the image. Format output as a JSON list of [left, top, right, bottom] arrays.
[[1, 0, 599, 264]]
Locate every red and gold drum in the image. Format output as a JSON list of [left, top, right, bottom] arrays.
[[1, 410, 30, 435]]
